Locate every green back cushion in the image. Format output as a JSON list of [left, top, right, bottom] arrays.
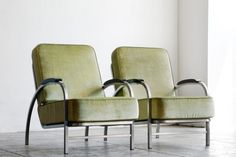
[[32, 44, 104, 102], [112, 47, 175, 99]]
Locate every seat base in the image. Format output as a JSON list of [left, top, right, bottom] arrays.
[[38, 97, 138, 125], [42, 121, 134, 129], [138, 96, 214, 120]]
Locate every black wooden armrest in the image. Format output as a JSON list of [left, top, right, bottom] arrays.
[[102, 79, 135, 97], [102, 79, 126, 89], [175, 79, 208, 96], [40, 78, 62, 85], [111, 79, 144, 97], [177, 79, 201, 85], [126, 79, 144, 84], [177, 79, 200, 86]]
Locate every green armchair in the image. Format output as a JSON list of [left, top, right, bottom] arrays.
[[25, 44, 139, 154], [111, 47, 214, 149]]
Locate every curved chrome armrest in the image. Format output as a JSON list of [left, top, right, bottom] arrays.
[[126, 79, 152, 100], [120, 79, 151, 113], [102, 78, 134, 97], [25, 78, 68, 145], [121, 79, 152, 122], [125, 78, 151, 107], [175, 79, 208, 96], [113, 79, 145, 96], [124, 79, 152, 148], [37, 78, 69, 105]]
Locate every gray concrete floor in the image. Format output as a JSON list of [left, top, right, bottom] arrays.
[[0, 125, 236, 157]]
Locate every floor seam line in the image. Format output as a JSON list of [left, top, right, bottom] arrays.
[[0, 148, 26, 157], [135, 147, 185, 157]]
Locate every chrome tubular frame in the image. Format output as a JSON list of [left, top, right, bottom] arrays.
[[25, 80, 69, 154], [124, 79, 211, 148], [61, 82, 69, 154], [101, 80, 135, 148], [25, 84, 44, 146], [206, 120, 210, 146], [111, 79, 152, 148], [113, 85, 125, 96], [130, 122, 134, 150], [120, 80, 152, 148], [85, 126, 89, 142], [175, 81, 209, 96], [199, 81, 209, 96], [92, 79, 134, 150], [104, 126, 108, 141], [153, 119, 211, 147], [137, 81, 152, 149], [173, 80, 211, 146], [124, 81, 135, 97], [108, 82, 134, 97], [156, 123, 160, 138]]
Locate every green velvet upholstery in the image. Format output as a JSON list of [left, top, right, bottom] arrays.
[[39, 97, 138, 125], [112, 47, 175, 99], [32, 44, 105, 102], [32, 44, 138, 126], [138, 97, 214, 120], [112, 47, 214, 120]]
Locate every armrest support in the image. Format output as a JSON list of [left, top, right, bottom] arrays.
[[175, 79, 208, 96], [37, 78, 68, 105], [125, 79, 152, 145], [110, 78, 152, 145], [25, 78, 68, 145], [102, 79, 134, 97], [112, 79, 145, 96], [125, 79, 151, 100]]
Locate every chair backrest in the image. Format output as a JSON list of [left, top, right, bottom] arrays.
[[32, 44, 104, 103], [112, 47, 175, 99]]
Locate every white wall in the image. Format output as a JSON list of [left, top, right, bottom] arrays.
[[0, 0, 178, 132], [209, 0, 236, 132], [178, 0, 208, 96]]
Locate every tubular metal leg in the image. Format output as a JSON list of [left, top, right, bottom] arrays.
[[85, 126, 89, 142], [148, 122, 152, 149], [104, 126, 108, 141], [156, 123, 160, 138], [130, 123, 134, 150], [25, 106, 33, 145], [64, 125, 69, 154], [206, 121, 210, 146], [25, 90, 39, 146]]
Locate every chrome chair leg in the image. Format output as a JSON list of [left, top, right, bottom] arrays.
[[206, 120, 210, 146], [85, 126, 89, 142], [64, 125, 69, 154], [148, 122, 152, 149], [156, 123, 160, 138], [130, 123, 134, 150], [104, 126, 108, 141], [25, 89, 40, 145], [25, 104, 34, 145]]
